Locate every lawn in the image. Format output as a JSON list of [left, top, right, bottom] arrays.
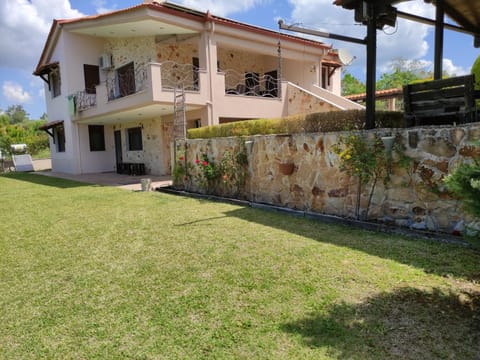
[[0, 173, 479, 359]]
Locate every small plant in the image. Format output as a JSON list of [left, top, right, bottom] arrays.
[[444, 154, 480, 219], [333, 133, 389, 220], [217, 141, 249, 196]]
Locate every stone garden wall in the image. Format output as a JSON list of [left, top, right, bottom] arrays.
[[178, 123, 480, 234]]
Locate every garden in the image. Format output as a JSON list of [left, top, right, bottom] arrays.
[[0, 172, 478, 359]]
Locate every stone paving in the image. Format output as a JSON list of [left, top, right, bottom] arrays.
[[35, 170, 172, 191]]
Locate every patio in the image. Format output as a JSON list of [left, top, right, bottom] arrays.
[[36, 170, 172, 191]]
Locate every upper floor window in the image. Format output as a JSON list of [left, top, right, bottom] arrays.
[[49, 66, 61, 98], [117, 62, 135, 97], [84, 64, 100, 94]]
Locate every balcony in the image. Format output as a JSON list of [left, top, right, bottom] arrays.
[[70, 61, 208, 123]]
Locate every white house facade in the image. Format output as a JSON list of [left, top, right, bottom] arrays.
[[35, 0, 363, 175]]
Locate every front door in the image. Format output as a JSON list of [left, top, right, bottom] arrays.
[[114, 130, 122, 173]]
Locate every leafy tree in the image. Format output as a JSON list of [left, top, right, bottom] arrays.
[[342, 72, 366, 96], [6, 105, 29, 124], [376, 58, 431, 90]]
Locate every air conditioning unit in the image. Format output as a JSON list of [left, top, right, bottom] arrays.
[[99, 53, 113, 70]]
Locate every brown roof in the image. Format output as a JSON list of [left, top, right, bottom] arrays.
[[39, 120, 64, 130], [35, 1, 331, 75], [345, 88, 403, 101]]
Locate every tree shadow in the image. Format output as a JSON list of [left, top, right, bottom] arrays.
[[282, 287, 480, 359], [0, 172, 91, 189], [224, 207, 480, 282]]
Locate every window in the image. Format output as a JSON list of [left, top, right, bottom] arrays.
[[127, 127, 142, 151], [84, 64, 100, 94], [54, 125, 65, 152], [49, 67, 61, 98], [88, 125, 105, 151], [117, 62, 135, 97]]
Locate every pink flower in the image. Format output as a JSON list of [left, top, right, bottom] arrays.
[[195, 158, 200, 164], [202, 161, 208, 167]]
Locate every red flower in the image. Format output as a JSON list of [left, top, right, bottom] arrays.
[[195, 158, 200, 164], [202, 161, 208, 167], [179, 156, 184, 161]]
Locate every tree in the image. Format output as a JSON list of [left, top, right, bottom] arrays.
[[342, 72, 366, 96], [376, 58, 431, 90], [6, 105, 29, 124]]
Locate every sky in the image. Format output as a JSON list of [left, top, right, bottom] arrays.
[[0, 0, 478, 119]]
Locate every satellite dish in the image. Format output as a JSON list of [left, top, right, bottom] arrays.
[[337, 48, 355, 66]]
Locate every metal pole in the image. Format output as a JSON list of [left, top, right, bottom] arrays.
[[365, 3, 377, 130], [434, 0, 445, 80]]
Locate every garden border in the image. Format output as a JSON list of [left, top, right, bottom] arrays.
[[156, 186, 471, 248]]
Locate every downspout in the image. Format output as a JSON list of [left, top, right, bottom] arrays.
[[205, 13, 215, 126]]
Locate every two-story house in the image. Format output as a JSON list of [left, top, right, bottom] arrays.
[[34, 0, 363, 176]]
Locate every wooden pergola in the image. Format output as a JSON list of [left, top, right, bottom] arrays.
[[332, 0, 480, 128]]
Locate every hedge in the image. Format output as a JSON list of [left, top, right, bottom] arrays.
[[187, 110, 405, 139]]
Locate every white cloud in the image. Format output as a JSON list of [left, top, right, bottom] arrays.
[[3, 81, 32, 103], [442, 58, 469, 76], [286, 0, 437, 77], [0, 0, 83, 71], [174, 0, 269, 17], [92, 0, 117, 14]]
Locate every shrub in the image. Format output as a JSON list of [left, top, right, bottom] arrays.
[[187, 111, 405, 139], [444, 157, 480, 219]]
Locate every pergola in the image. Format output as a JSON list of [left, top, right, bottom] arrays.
[[284, 0, 480, 128]]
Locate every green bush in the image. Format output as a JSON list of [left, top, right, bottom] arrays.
[[188, 110, 405, 139], [444, 157, 480, 219]]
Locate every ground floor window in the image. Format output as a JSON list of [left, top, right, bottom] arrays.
[[127, 127, 143, 151], [54, 125, 65, 152], [88, 125, 105, 151]]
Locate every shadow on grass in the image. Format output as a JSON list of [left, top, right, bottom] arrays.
[[282, 287, 480, 360], [224, 207, 480, 282], [0, 172, 91, 189]]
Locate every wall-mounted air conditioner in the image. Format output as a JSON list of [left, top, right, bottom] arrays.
[[99, 53, 113, 70]]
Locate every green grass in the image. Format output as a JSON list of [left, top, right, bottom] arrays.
[[0, 173, 479, 359]]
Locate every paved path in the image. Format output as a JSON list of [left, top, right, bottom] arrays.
[[36, 170, 172, 191]]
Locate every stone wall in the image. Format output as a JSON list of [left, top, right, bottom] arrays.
[[104, 36, 156, 69], [180, 123, 480, 234], [286, 84, 339, 115]]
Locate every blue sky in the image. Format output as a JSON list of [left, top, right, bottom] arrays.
[[0, 0, 478, 119]]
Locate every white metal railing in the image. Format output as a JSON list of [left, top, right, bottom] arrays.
[[224, 69, 279, 98]]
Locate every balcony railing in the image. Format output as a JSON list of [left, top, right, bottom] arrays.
[[74, 90, 97, 111], [160, 61, 200, 91], [106, 63, 148, 101], [224, 69, 279, 98]]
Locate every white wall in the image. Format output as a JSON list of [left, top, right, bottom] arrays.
[[77, 124, 115, 173]]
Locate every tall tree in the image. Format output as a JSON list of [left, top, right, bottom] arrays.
[[342, 72, 366, 96], [6, 105, 29, 124]]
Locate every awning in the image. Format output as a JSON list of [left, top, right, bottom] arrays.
[[33, 61, 59, 76], [39, 120, 64, 138]]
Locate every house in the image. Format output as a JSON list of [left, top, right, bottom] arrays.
[[34, 0, 363, 176]]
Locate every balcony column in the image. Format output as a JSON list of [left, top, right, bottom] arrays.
[[200, 18, 219, 126]]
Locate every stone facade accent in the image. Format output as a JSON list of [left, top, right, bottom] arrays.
[[180, 123, 480, 234], [286, 84, 339, 115]]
